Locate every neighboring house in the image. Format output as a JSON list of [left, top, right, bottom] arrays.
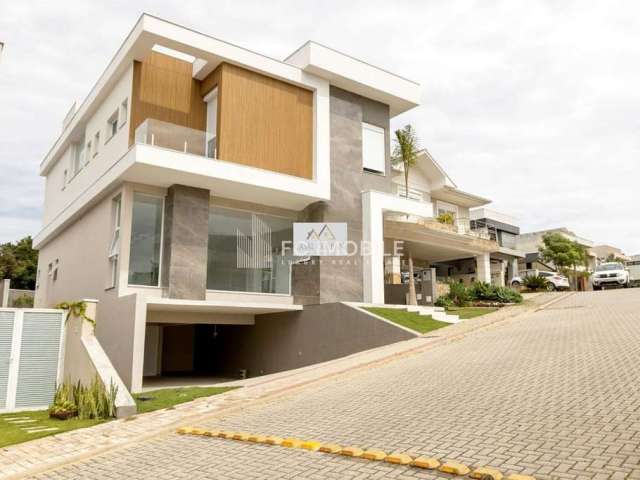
[[591, 245, 629, 264], [33, 15, 506, 393], [516, 228, 598, 273], [469, 208, 524, 284]]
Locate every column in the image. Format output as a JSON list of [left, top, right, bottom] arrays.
[[162, 185, 210, 300], [475, 253, 491, 284], [496, 260, 506, 287], [384, 256, 402, 284]]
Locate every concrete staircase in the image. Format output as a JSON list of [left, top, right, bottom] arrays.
[[404, 305, 460, 324]]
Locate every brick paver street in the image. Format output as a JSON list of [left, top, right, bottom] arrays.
[[26, 290, 640, 479]]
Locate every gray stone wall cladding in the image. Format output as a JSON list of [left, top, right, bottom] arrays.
[[211, 302, 416, 378], [162, 185, 210, 300], [293, 87, 394, 305]]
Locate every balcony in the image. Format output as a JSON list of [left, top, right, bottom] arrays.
[[135, 118, 216, 159]]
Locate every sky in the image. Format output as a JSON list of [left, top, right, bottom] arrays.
[[1, 0, 639, 254]]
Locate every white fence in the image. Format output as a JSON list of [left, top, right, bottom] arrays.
[[0, 309, 65, 413]]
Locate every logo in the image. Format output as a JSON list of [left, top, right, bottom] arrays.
[[293, 223, 348, 256]]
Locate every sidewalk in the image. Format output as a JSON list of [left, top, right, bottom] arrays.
[[0, 292, 565, 480]]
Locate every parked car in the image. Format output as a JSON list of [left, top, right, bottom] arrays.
[[626, 260, 640, 287], [511, 270, 570, 291], [591, 262, 629, 290]]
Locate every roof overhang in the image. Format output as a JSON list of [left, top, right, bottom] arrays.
[[146, 298, 302, 315], [432, 185, 491, 209], [284, 41, 420, 117]]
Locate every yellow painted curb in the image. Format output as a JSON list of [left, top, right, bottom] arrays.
[[248, 434, 267, 443], [384, 453, 413, 465], [319, 443, 342, 454], [506, 475, 536, 480], [191, 428, 207, 436], [439, 461, 471, 475], [340, 446, 364, 457], [232, 432, 250, 441], [362, 449, 387, 461], [282, 438, 303, 448], [218, 431, 235, 439], [265, 436, 284, 445], [412, 457, 440, 469], [301, 440, 322, 451], [203, 430, 220, 437], [471, 467, 503, 480], [176, 427, 194, 435]]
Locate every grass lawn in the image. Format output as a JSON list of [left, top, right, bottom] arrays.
[[0, 410, 105, 448], [364, 307, 449, 334], [446, 306, 499, 319], [133, 386, 238, 414]]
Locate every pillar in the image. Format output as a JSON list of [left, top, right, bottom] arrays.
[[384, 256, 402, 284], [161, 185, 210, 300], [476, 253, 491, 283]]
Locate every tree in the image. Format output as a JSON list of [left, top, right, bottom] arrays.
[[538, 233, 587, 290], [392, 125, 420, 305], [0, 236, 38, 290], [605, 253, 626, 264]]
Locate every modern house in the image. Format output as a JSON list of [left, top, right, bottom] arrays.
[[34, 15, 512, 392], [591, 245, 629, 264], [515, 228, 597, 289]]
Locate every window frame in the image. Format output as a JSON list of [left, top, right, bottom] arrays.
[[127, 192, 165, 288], [118, 99, 128, 129], [107, 195, 122, 289], [106, 110, 119, 141], [361, 122, 386, 175]]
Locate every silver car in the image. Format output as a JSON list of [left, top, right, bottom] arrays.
[[511, 270, 570, 291]]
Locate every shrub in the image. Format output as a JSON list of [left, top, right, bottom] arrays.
[[523, 275, 549, 292], [12, 294, 34, 308], [50, 376, 117, 420], [469, 282, 523, 304], [434, 295, 453, 308], [448, 281, 471, 306], [436, 212, 455, 225], [493, 286, 523, 303]]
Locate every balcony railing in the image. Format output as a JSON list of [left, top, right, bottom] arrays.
[[135, 118, 216, 158]]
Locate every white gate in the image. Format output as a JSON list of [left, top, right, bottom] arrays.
[[0, 309, 65, 413]]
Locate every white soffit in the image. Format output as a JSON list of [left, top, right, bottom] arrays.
[[285, 41, 421, 117]]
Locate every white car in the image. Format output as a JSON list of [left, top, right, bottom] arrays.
[[591, 262, 629, 290], [511, 270, 570, 291]]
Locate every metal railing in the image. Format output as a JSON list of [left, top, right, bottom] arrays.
[[135, 118, 216, 158]]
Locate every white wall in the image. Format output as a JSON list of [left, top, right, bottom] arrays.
[[41, 66, 133, 227]]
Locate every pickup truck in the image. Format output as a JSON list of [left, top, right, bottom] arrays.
[[591, 262, 629, 290]]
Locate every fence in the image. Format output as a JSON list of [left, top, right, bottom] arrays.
[[0, 279, 35, 308]]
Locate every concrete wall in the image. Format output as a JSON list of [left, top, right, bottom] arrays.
[[209, 302, 416, 377], [294, 87, 394, 304]]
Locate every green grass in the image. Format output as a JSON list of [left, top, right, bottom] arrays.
[[446, 306, 499, 319], [364, 307, 449, 334], [133, 386, 238, 414], [0, 410, 105, 448]]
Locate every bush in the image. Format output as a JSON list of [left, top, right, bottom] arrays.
[[436, 212, 455, 225], [50, 376, 117, 420], [448, 281, 471, 306], [523, 275, 549, 292], [493, 286, 523, 303], [12, 294, 34, 308], [434, 295, 453, 308], [469, 282, 523, 304]]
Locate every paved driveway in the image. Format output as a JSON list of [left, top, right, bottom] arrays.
[[31, 290, 640, 479]]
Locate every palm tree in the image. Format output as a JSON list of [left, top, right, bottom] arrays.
[[392, 125, 420, 305]]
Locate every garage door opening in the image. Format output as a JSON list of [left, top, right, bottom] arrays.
[[142, 323, 248, 390]]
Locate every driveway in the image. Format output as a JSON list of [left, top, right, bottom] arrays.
[[29, 290, 640, 479]]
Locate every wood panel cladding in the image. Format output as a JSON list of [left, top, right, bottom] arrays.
[[129, 51, 206, 145], [203, 63, 313, 179]]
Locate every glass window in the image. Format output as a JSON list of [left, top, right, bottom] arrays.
[[128, 194, 163, 286], [108, 195, 121, 288], [107, 110, 118, 139], [206, 207, 294, 294], [119, 99, 128, 127], [362, 122, 385, 174]]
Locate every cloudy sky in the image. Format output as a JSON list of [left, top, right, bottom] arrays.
[[1, 0, 639, 253]]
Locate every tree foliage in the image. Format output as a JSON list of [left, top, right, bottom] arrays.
[[0, 236, 38, 290], [538, 233, 587, 270]]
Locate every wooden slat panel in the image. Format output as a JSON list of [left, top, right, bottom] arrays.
[[129, 52, 206, 145], [216, 63, 313, 179]]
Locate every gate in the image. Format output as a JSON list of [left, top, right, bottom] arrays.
[[0, 309, 65, 412]]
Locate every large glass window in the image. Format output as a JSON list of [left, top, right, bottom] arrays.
[[128, 193, 163, 286], [207, 206, 294, 294]]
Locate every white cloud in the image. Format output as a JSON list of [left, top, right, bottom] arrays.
[[0, 0, 638, 253]]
